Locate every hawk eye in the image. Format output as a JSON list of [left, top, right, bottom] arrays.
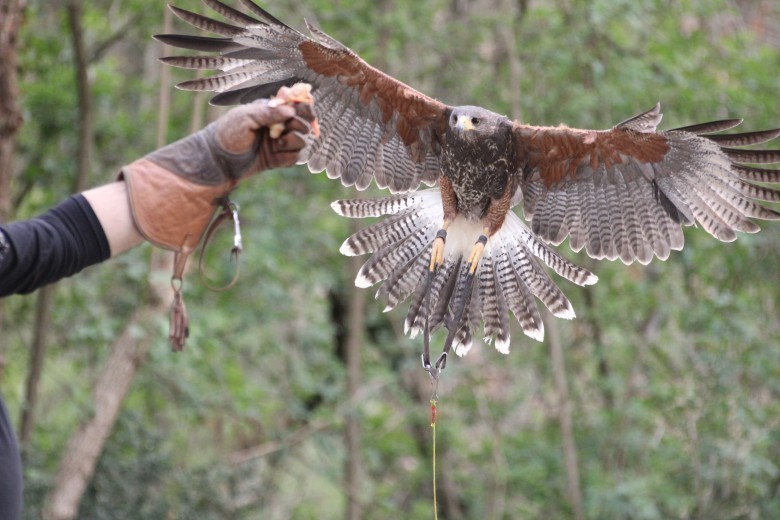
[[471, 117, 480, 125]]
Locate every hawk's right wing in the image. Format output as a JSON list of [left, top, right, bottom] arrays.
[[156, 0, 451, 193]]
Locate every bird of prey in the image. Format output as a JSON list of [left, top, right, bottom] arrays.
[[158, 0, 780, 376]]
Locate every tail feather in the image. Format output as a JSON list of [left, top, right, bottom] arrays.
[[331, 193, 430, 218], [493, 247, 544, 342], [450, 268, 482, 357], [340, 210, 435, 256], [379, 252, 428, 311], [404, 272, 429, 336], [335, 188, 599, 355], [355, 226, 433, 288], [429, 260, 462, 332], [404, 260, 447, 337], [479, 253, 511, 353], [497, 229, 570, 319]]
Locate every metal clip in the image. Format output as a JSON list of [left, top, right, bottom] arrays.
[[199, 197, 243, 292], [229, 201, 242, 260]]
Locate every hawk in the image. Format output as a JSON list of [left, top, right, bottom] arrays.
[[158, 0, 780, 375]]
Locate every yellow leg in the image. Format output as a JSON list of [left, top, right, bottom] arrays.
[[429, 222, 450, 272], [466, 232, 489, 274]]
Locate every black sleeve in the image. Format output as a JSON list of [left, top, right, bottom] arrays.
[[0, 394, 22, 520], [0, 194, 111, 297]]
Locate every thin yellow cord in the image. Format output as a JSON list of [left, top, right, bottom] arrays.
[[430, 398, 438, 520]]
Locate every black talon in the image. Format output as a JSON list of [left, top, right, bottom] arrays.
[[439, 266, 477, 366], [435, 351, 448, 370], [423, 233, 483, 378], [421, 266, 437, 374]]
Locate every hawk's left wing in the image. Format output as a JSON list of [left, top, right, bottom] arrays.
[[515, 104, 780, 264]]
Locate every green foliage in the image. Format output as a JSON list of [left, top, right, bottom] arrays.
[[2, 0, 779, 518]]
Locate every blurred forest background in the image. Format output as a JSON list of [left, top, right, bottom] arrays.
[[1, 0, 779, 518]]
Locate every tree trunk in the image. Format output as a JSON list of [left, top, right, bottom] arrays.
[[19, 0, 94, 453], [497, 0, 527, 121], [42, 308, 157, 520], [67, 0, 93, 194], [583, 288, 614, 408], [0, 0, 25, 223], [0, 0, 27, 377], [545, 312, 585, 520]]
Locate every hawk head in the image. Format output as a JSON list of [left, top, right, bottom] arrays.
[[448, 106, 507, 141]]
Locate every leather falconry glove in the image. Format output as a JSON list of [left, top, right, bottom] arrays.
[[118, 83, 317, 351]]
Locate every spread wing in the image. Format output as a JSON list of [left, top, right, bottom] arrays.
[[516, 103, 780, 264], [156, 0, 449, 193]]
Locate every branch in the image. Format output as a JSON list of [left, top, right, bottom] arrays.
[[42, 308, 158, 520], [228, 420, 332, 465], [66, 0, 93, 194], [89, 13, 143, 65]]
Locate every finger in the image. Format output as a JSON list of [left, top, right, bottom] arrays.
[[274, 131, 307, 152], [268, 150, 301, 169], [293, 102, 315, 123], [246, 103, 297, 130], [283, 115, 312, 136]]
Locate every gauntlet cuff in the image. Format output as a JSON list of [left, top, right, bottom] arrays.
[[118, 158, 237, 254]]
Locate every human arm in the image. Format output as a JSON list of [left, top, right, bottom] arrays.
[[0, 85, 315, 300], [81, 181, 143, 257]]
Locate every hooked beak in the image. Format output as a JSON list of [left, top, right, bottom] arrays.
[[454, 114, 475, 133]]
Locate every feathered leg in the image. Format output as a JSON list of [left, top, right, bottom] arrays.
[[429, 175, 458, 272], [432, 184, 515, 376], [423, 176, 459, 377]]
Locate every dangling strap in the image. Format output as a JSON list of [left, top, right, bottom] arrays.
[[169, 252, 191, 352], [422, 228, 448, 379], [168, 197, 243, 352], [421, 269, 436, 374], [198, 198, 242, 292]]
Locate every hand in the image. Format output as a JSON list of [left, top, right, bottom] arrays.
[[213, 97, 316, 177], [119, 83, 319, 252], [144, 87, 316, 185]]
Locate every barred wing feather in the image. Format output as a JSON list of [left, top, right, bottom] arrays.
[[157, 0, 449, 194], [519, 104, 780, 265]]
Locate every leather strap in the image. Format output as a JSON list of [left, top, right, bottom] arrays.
[[198, 198, 242, 292]]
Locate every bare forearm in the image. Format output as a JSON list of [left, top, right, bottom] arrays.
[[81, 181, 144, 257]]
